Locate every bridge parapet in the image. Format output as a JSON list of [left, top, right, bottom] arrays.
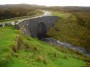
[[18, 16, 59, 38]]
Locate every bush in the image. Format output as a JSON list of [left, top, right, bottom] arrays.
[[16, 35, 24, 50]]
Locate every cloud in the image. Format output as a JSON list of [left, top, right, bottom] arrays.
[[0, 0, 90, 6]]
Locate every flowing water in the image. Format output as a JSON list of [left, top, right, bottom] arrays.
[[41, 38, 90, 57]]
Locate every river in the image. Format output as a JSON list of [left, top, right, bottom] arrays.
[[41, 38, 90, 57]]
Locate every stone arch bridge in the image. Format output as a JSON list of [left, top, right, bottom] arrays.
[[18, 16, 59, 38]]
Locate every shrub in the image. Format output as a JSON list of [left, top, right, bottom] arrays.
[[11, 45, 17, 52], [16, 35, 24, 50], [36, 56, 44, 62], [36, 56, 48, 64]]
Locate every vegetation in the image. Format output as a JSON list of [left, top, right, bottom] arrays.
[[0, 4, 43, 23], [0, 8, 35, 20], [0, 26, 87, 67], [0, 26, 19, 66], [48, 11, 90, 51], [0, 10, 43, 23], [0, 4, 90, 67]]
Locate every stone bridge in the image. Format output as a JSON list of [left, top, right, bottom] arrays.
[[18, 16, 59, 38]]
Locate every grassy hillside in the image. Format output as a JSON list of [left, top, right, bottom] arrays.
[[0, 4, 44, 23], [0, 26, 19, 66], [0, 26, 87, 67], [48, 11, 90, 51], [0, 10, 43, 23]]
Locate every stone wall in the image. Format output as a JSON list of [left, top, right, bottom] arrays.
[[18, 16, 59, 38]]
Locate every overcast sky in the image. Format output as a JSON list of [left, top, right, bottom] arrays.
[[0, 0, 90, 6]]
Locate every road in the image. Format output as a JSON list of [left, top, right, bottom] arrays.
[[0, 10, 51, 26], [39, 10, 52, 16], [16, 10, 51, 24]]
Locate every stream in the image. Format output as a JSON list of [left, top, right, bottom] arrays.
[[41, 38, 90, 57]]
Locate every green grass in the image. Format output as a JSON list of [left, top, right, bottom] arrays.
[[0, 26, 86, 67], [48, 11, 90, 51], [0, 26, 18, 47], [51, 11, 72, 19], [0, 26, 19, 67]]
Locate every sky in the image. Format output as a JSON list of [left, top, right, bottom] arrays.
[[0, 0, 90, 6]]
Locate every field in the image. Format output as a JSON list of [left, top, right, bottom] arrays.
[[48, 10, 90, 51], [0, 26, 88, 67]]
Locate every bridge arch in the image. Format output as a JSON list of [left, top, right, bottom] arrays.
[[18, 16, 59, 38], [36, 22, 47, 39]]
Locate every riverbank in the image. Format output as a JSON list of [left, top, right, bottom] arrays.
[[48, 11, 90, 51], [41, 38, 90, 57]]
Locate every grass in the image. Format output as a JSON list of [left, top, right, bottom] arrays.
[[0, 26, 86, 67], [48, 11, 90, 51], [0, 26, 19, 67], [0, 26, 18, 47], [0, 10, 43, 23]]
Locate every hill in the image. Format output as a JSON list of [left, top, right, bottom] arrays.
[[0, 26, 87, 67], [47, 7, 90, 51], [0, 4, 90, 67]]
